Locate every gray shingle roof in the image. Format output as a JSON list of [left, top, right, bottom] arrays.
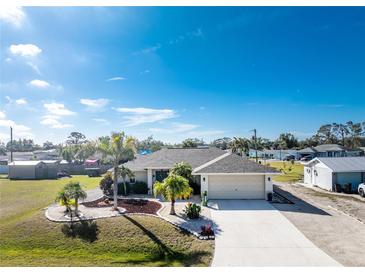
[[193, 153, 280, 174], [315, 157, 365, 172], [123, 147, 227, 170], [314, 144, 345, 152], [298, 147, 317, 153]]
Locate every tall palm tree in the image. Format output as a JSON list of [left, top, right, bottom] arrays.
[[98, 132, 136, 210], [154, 174, 192, 215], [119, 165, 135, 196]]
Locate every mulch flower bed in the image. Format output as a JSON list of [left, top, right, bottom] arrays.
[[82, 198, 162, 215]]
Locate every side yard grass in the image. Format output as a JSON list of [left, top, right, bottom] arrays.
[[0, 176, 100, 225], [0, 176, 213, 266], [268, 161, 304, 183]]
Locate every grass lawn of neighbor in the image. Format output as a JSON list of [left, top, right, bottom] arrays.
[[0, 176, 213, 266], [268, 161, 304, 183]]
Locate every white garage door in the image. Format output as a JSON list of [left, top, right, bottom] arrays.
[[208, 175, 265, 199]]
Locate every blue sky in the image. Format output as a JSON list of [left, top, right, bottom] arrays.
[[1, 6, 364, 144]]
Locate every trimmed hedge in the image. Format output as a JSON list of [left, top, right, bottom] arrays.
[[117, 182, 131, 196], [131, 181, 149, 194]]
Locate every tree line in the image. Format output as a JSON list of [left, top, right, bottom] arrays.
[[1, 120, 364, 159]]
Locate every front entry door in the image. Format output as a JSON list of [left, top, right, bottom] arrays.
[[155, 170, 169, 182]]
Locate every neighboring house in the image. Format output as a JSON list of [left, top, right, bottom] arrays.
[[8, 160, 59, 180], [304, 157, 365, 192], [33, 149, 61, 160], [298, 144, 346, 159], [249, 149, 299, 160], [122, 147, 279, 200]]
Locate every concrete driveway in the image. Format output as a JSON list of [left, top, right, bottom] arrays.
[[209, 200, 341, 266]]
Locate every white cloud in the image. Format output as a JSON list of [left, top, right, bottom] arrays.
[[9, 44, 42, 57], [107, 77, 126, 81], [150, 123, 199, 133], [27, 62, 41, 74], [40, 117, 73, 129], [80, 98, 109, 110], [93, 118, 110, 125], [133, 44, 162, 55], [140, 70, 150, 75], [29, 79, 50, 89], [15, 98, 27, 105], [44, 103, 76, 116], [0, 111, 33, 139], [0, 6, 25, 28], [115, 107, 177, 126]]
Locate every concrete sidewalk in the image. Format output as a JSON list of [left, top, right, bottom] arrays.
[[209, 200, 341, 267]]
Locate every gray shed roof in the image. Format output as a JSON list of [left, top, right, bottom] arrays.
[[313, 157, 365, 172], [193, 153, 280, 174], [123, 147, 227, 170]]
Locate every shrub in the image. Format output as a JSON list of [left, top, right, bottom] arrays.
[[99, 172, 114, 196], [118, 182, 130, 195], [200, 224, 214, 236], [183, 202, 201, 219], [131, 181, 149, 194]]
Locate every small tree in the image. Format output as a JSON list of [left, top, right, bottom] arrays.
[[170, 162, 192, 181], [154, 174, 192, 215], [55, 189, 72, 214], [63, 182, 87, 214]]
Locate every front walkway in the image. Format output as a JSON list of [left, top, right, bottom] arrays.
[[209, 200, 341, 267]]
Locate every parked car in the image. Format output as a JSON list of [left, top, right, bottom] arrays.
[[300, 155, 313, 162], [57, 171, 71, 178], [283, 155, 295, 161], [358, 183, 365, 197]]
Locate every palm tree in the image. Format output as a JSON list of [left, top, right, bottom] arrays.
[[98, 132, 136, 210], [154, 174, 192, 215], [64, 182, 87, 214], [55, 189, 72, 214], [230, 137, 250, 157], [119, 165, 135, 196]]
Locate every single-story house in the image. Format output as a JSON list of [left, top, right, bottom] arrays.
[[249, 149, 299, 160], [304, 157, 365, 192], [298, 144, 346, 159], [122, 147, 279, 200], [8, 160, 59, 179]]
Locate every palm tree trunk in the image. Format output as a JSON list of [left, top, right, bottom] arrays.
[[122, 176, 127, 196], [113, 166, 118, 210], [75, 197, 78, 215], [170, 198, 176, 215]]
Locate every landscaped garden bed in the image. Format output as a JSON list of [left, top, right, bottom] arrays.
[[82, 198, 162, 215]]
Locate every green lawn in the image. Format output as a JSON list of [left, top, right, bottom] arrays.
[[268, 161, 304, 183], [0, 176, 213, 266]]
